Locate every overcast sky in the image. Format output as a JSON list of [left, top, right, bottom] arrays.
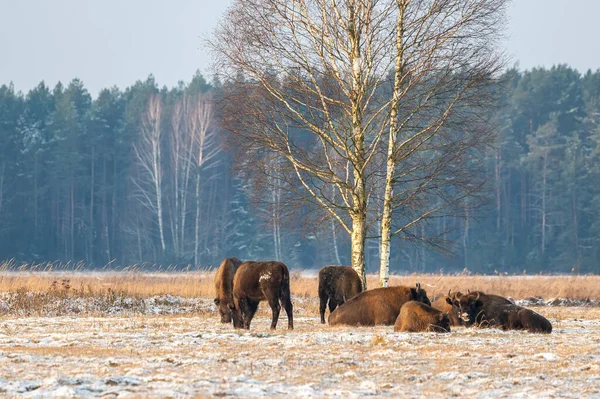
[[1, 0, 599, 96]]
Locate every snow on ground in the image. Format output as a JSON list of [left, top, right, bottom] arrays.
[[1, 307, 600, 398], [2, 291, 599, 319]]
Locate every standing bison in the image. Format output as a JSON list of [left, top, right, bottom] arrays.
[[394, 301, 451, 333], [213, 257, 243, 323], [447, 291, 552, 333], [318, 266, 363, 324], [328, 283, 431, 326], [231, 261, 294, 330]]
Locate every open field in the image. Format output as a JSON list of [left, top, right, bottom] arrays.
[[1, 270, 600, 397], [1, 308, 600, 398], [1, 268, 600, 311]]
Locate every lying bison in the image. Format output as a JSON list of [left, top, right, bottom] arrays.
[[445, 290, 514, 326], [328, 283, 431, 326], [447, 291, 552, 333], [431, 292, 462, 326], [213, 257, 243, 323], [231, 261, 293, 330], [318, 265, 363, 324], [394, 301, 451, 333]]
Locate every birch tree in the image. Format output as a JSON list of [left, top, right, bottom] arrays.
[[133, 94, 167, 254], [377, 0, 507, 286], [189, 93, 219, 266], [211, 0, 403, 287], [168, 95, 196, 259], [212, 0, 506, 286]]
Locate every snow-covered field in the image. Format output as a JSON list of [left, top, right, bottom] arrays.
[[1, 306, 599, 398]]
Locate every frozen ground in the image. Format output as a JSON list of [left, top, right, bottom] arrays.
[[1, 307, 600, 398]]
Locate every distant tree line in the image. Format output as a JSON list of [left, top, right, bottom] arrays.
[[0, 65, 599, 273]]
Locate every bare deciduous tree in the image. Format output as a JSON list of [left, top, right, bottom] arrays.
[[133, 94, 166, 254], [168, 95, 197, 259], [189, 93, 220, 266], [211, 0, 506, 286], [211, 0, 403, 287], [377, 0, 507, 286]]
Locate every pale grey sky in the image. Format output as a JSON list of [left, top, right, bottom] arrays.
[[1, 0, 599, 96]]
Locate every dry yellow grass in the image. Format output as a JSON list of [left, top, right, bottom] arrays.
[[0, 269, 599, 300], [292, 273, 600, 300], [0, 259, 599, 301]]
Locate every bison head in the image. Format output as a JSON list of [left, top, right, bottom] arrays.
[[214, 297, 235, 324], [446, 291, 483, 326], [411, 282, 431, 306]]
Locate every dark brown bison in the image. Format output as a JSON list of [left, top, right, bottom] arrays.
[[318, 265, 363, 324], [394, 301, 451, 333], [213, 257, 243, 323], [447, 291, 552, 333], [328, 283, 431, 327], [501, 305, 552, 333], [445, 290, 514, 325], [231, 261, 293, 330], [431, 293, 462, 326]]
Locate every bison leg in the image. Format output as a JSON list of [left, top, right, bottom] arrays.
[[328, 298, 338, 314], [244, 299, 259, 330], [267, 295, 281, 330], [282, 296, 293, 330], [236, 297, 249, 329], [319, 291, 328, 324]]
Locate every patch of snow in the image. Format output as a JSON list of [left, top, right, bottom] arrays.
[[534, 352, 559, 361]]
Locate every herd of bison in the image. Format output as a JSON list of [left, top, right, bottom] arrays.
[[213, 258, 552, 334]]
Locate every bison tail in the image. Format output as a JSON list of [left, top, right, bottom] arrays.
[[279, 263, 291, 303]]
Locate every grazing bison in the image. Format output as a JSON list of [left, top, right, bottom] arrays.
[[231, 261, 293, 330], [431, 293, 462, 326], [318, 266, 363, 324], [447, 291, 551, 333], [328, 283, 431, 327], [394, 301, 451, 333], [213, 257, 243, 323]]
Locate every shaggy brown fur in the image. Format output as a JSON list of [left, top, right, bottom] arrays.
[[231, 261, 293, 330], [501, 305, 552, 333], [213, 257, 243, 323], [431, 294, 462, 326], [447, 291, 551, 333], [318, 266, 363, 324], [328, 283, 431, 327], [394, 301, 451, 333], [445, 290, 513, 326]]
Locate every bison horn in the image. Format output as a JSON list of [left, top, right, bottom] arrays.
[[468, 289, 471, 294], [447, 289, 451, 298], [416, 282, 421, 290], [475, 292, 480, 301]]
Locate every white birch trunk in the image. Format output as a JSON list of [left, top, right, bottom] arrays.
[[379, 0, 407, 287], [133, 94, 166, 255], [152, 105, 166, 254], [349, 2, 368, 289], [191, 93, 218, 266], [541, 152, 547, 255], [194, 173, 201, 266], [331, 187, 342, 265], [351, 210, 367, 290]]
